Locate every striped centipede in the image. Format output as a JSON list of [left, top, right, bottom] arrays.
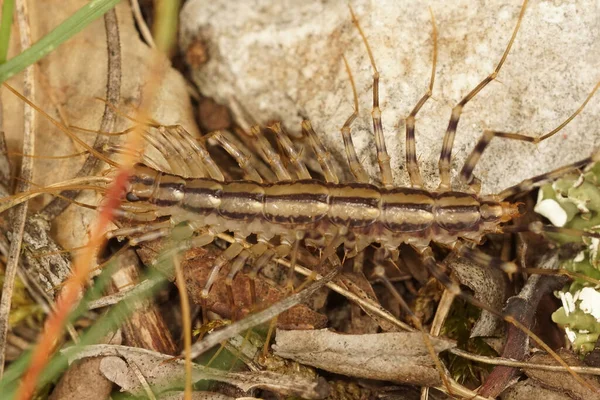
[[2, 0, 600, 397]]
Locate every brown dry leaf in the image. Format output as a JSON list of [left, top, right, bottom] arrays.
[[49, 330, 122, 400], [3, 0, 197, 251], [48, 357, 113, 400], [500, 380, 574, 400], [64, 344, 330, 399], [523, 351, 600, 400], [272, 329, 456, 386], [156, 245, 328, 330], [446, 252, 506, 338]]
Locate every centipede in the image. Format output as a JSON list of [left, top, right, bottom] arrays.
[[1, 0, 600, 399]]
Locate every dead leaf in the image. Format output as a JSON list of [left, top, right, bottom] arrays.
[[524, 351, 600, 400], [64, 344, 330, 399], [273, 329, 456, 386], [501, 380, 574, 400], [447, 252, 506, 338], [48, 357, 113, 400]]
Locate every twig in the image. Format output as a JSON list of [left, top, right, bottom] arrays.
[[0, 0, 35, 378], [173, 256, 192, 400], [130, 0, 155, 48], [0, 96, 10, 186], [450, 348, 600, 376], [39, 7, 121, 221]]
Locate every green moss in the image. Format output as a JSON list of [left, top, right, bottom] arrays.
[[536, 162, 600, 354]]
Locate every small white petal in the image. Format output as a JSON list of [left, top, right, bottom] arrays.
[[534, 199, 567, 227]]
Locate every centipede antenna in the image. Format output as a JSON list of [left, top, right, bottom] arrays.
[[349, 5, 393, 187], [3, 83, 121, 168], [340, 55, 369, 183], [94, 97, 161, 127], [0, 180, 111, 213], [5, 150, 89, 160], [461, 80, 600, 186], [405, 8, 438, 188], [69, 124, 137, 136], [18, 177, 101, 211], [438, 0, 529, 190]]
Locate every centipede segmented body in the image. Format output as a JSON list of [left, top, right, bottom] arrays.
[[2, 0, 600, 395], [105, 0, 600, 309]]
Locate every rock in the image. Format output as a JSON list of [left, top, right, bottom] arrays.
[[180, 0, 600, 194]]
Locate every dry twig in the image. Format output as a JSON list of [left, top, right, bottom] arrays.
[[0, 0, 35, 378]]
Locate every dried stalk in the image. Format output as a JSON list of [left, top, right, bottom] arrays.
[[0, 0, 35, 378]]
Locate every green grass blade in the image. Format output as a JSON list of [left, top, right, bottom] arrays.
[[0, 0, 120, 83], [0, 0, 15, 64]]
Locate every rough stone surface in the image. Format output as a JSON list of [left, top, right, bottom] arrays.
[[181, 0, 600, 194]]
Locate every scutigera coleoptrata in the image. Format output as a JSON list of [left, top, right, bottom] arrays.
[[3, 0, 600, 398]]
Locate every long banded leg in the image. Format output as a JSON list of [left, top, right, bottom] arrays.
[[460, 81, 600, 188], [105, 143, 167, 172], [170, 125, 225, 181], [405, 9, 438, 188], [349, 6, 393, 187], [225, 249, 252, 317], [250, 125, 292, 181], [159, 126, 207, 178], [207, 130, 263, 182], [201, 241, 245, 300], [496, 152, 600, 200], [143, 129, 191, 177], [106, 220, 172, 241], [438, 0, 529, 190], [340, 55, 369, 183], [283, 231, 305, 291], [267, 122, 311, 180], [453, 242, 518, 277], [301, 120, 339, 183]]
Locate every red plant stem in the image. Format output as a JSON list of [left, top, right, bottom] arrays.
[[15, 168, 131, 400]]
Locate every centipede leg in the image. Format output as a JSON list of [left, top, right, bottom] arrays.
[[207, 130, 263, 182], [143, 128, 192, 177], [106, 220, 171, 241], [250, 125, 292, 181], [438, 0, 529, 190], [225, 249, 251, 319], [268, 122, 311, 180], [301, 120, 339, 184], [171, 125, 225, 181], [405, 9, 438, 188], [496, 152, 600, 200], [350, 6, 393, 187], [158, 126, 207, 178], [460, 82, 600, 190], [340, 55, 369, 183]]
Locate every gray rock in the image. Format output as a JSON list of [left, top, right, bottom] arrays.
[[181, 0, 599, 194]]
